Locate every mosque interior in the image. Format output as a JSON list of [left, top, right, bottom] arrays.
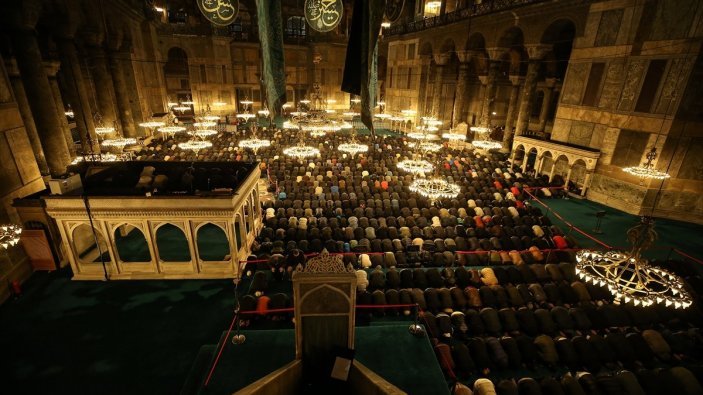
[[1, 0, 703, 394]]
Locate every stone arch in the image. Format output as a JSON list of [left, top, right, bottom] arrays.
[[439, 38, 456, 55], [466, 32, 486, 52], [571, 158, 588, 188], [299, 284, 351, 314], [526, 147, 538, 170], [540, 19, 576, 79], [112, 223, 151, 263], [70, 223, 111, 264], [195, 222, 230, 261], [234, 213, 244, 253], [497, 26, 525, 49], [154, 223, 191, 262], [419, 41, 434, 58], [513, 144, 526, 163]]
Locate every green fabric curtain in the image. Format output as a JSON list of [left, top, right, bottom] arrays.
[[342, 0, 387, 137], [256, 0, 286, 115]]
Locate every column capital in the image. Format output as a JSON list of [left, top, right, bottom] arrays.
[[486, 47, 509, 61], [509, 75, 524, 86], [433, 52, 452, 66], [0, 0, 42, 31], [43, 60, 61, 77], [478, 75, 489, 85], [4, 58, 20, 77], [81, 28, 105, 48], [525, 44, 552, 60], [455, 50, 473, 64]]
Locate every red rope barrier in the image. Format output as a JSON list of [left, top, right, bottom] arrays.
[[203, 311, 239, 387], [673, 249, 703, 266], [237, 303, 419, 316], [523, 189, 612, 249]]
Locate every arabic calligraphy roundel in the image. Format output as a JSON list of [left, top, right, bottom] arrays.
[[197, 0, 239, 27], [385, 0, 404, 23], [304, 0, 344, 33]]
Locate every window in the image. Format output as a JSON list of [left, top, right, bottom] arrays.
[[635, 59, 667, 113], [581, 63, 605, 106], [407, 43, 416, 60], [196, 223, 230, 261], [285, 16, 306, 38], [611, 130, 650, 167]]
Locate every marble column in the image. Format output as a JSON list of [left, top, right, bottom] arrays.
[[56, 37, 99, 154], [515, 44, 551, 137], [108, 48, 137, 138], [502, 75, 522, 151], [45, 61, 76, 157], [480, 49, 506, 127], [582, 170, 594, 196], [119, 44, 146, 130], [430, 61, 446, 118], [86, 42, 121, 132], [548, 163, 557, 182], [564, 165, 574, 189], [5, 58, 49, 175], [537, 78, 556, 132], [11, 29, 71, 175], [452, 52, 472, 128]]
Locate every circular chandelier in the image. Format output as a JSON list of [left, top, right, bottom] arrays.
[[158, 126, 186, 138], [239, 138, 271, 152], [1, 224, 22, 249], [257, 108, 270, 117], [409, 141, 442, 152], [284, 145, 320, 159], [338, 143, 369, 156], [189, 129, 218, 138], [201, 115, 220, 122], [212, 101, 227, 107], [472, 139, 502, 150], [397, 159, 434, 175], [181, 99, 195, 105], [178, 140, 212, 151], [299, 99, 311, 105], [240, 99, 254, 106], [193, 121, 217, 128], [443, 132, 466, 141], [623, 147, 670, 180], [343, 111, 359, 117], [408, 132, 439, 140], [101, 137, 137, 148], [470, 126, 491, 134], [575, 217, 692, 309], [374, 113, 391, 119], [409, 178, 461, 203], [173, 105, 191, 112], [139, 121, 165, 128], [236, 113, 256, 121], [71, 153, 121, 165], [95, 126, 115, 135]]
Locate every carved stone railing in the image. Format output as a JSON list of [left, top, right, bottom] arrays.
[[387, 0, 546, 36]]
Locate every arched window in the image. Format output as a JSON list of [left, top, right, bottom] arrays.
[[114, 224, 151, 262], [197, 223, 230, 261], [234, 215, 244, 253], [72, 224, 111, 264], [155, 224, 191, 262], [286, 16, 306, 38]]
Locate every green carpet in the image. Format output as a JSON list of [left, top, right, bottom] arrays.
[[0, 270, 235, 395], [537, 197, 703, 262], [188, 325, 449, 395]]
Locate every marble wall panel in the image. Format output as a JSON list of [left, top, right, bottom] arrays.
[[561, 63, 589, 105]]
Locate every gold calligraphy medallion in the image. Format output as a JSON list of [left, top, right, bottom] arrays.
[[304, 0, 343, 33], [197, 0, 239, 26], [385, 0, 404, 23]]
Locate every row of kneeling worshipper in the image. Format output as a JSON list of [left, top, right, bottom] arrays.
[[430, 323, 702, 375], [451, 369, 703, 395]]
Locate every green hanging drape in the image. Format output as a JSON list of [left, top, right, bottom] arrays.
[[256, 0, 286, 115], [342, 0, 387, 137]]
